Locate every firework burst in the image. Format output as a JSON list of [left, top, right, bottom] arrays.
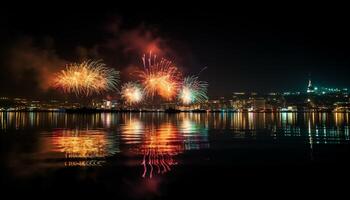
[[54, 60, 119, 96], [179, 76, 208, 104], [121, 82, 144, 104], [139, 53, 182, 100]]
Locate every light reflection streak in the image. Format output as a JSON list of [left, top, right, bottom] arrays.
[[120, 114, 209, 178], [1, 112, 350, 169], [141, 125, 181, 178], [122, 119, 184, 178], [51, 129, 119, 166]]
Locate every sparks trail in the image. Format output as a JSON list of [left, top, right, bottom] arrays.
[[139, 53, 182, 100], [120, 82, 144, 104], [179, 76, 208, 104], [197, 66, 207, 76], [54, 60, 119, 96]]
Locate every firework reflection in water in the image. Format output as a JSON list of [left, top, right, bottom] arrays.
[[141, 123, 183, 178], [121, 117, 183, 178], [51, 129, 119, 166]]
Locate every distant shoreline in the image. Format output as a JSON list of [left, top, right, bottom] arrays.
[[0, 109, 349, 114]]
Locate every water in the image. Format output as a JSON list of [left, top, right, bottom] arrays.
[[1, 112, 350, 198]]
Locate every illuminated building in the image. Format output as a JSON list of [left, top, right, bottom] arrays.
[[251, 98, 266, 111], [307, 79, 315, 93]]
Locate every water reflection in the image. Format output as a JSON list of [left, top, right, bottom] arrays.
[[1, 112, 349, 171], [140, 123, 181, 178], [0, 113, 211, 176], [120, 114, 209, 178], [2, 112, 350, 198], [50, 129, 120, 166], [0, 112, 121, 130]]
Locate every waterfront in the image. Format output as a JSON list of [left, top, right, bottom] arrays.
[[1, 112, 350, 198]]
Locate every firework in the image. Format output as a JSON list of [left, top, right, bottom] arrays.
[[179, 76, 208, 104], [139, 53, 182, 100], [54, 60, 119, 96], [121, 82, 144, 104]]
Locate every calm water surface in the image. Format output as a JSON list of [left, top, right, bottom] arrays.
[[1, 112, 349, 198]]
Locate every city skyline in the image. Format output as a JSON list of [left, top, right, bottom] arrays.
[[1, 77, 349, 113]]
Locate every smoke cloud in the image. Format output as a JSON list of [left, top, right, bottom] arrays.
[[1, 37, 66, 97], [0, 17, 191, 98]]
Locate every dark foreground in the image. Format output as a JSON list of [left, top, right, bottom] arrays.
[[1, 112, 349, 199]]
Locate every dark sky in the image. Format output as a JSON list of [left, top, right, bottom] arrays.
[[1, 4, 350, 98]]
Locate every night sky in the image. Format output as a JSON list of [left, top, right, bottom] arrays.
[[1, 4, 350, 98]]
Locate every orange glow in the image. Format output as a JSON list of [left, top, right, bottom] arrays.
[[54, 60, 119, 96], [180, 87, 192, 104], [51, 129, 117, 166], [139, 54, 182, 100], [141, 123, 183, 178], [121, 82, 143, 104], [122, 116, 183, 178]]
